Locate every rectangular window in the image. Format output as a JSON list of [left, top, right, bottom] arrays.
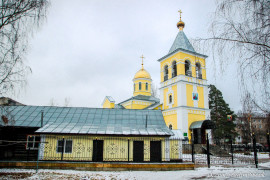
[[57, 139, 72, 153], [26, 135, 40, 150], [57, 140, 64, 153], [65, 140, 72, 153]]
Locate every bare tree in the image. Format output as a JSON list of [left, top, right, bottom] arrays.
[[48, 98, 57, 106], [236, 93, 254, 144], [0, 0, 49, 96], [197, 0, 270, 113], [151, 82, 159, 98], [64, 97, 71, 107]]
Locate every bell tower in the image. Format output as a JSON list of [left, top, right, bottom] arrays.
[[159, 11, 211, 142]]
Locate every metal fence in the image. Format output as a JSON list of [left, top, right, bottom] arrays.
[[1, 134, 269, 168], [181, 134, 268, 167]]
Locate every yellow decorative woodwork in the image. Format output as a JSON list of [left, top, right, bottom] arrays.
[[40, 135, 168, 162]]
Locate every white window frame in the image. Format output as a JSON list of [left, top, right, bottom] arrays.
[[26, 135, 40, 150], [56, 139, 73, 154]]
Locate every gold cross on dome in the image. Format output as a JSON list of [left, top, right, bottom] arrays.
[[140, 54, 145, 66], [178, 10, 182, 20]]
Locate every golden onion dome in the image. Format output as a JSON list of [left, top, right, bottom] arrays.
[[134, 68, 151, 79], [177, 20, 185, 29]]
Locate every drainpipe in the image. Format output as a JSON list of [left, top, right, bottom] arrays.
[[41, 110, 44, 127]]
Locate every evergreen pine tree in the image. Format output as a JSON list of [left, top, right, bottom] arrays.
[[208, 84, 237, 143]]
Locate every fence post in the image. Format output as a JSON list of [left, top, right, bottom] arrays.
[[252, 133, 258, 168], [36, 142, 40, 173], [192, 140, 195, 163], [61, 138, 64, 161], [207, 133, 210, 168], [267, 132, 270, 158], [191, 132, 195, 163], [128, 139, 130, 162], [230, 136, 234, 164]]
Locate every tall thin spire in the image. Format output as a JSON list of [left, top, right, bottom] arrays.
[[140, 54, 145, 69], [177, 9, 185, 31], [178, 10, 182, 21]]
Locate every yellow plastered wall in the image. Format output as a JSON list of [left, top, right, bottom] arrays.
[[170, 140, 181, 159], [160, 51, 206, 82], [197, 86, 205, 108], [163, 113, 177, 130], [186, 84, 194, 107], [153, 104, 163, 110], [133, 79, 151, 96], [41, 135, 166, 162], [163, 88, 169, 109], [187, 113, 205, 142], [178, 63, 184, 75], [102, 99, 115, 109], [122, 100, 154, 110], [202, 69, 206, 79]]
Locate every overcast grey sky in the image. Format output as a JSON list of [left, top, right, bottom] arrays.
[[13, 0, 241, 112]]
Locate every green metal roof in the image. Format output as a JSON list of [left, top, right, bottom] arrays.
[[0, 106, 173, 136], [189, 120, 215, 130], [157, 30, 208, 62], [169, 30, 195, 53]]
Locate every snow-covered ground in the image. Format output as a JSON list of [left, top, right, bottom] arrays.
[[0, 153, 269, 179], [0, 163, 270, 180]]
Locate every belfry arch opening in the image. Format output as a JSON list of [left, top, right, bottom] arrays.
[[164, 65, 168, 81], [185, 60, 191, 76], [172, 61, 177, 78], [195, 62, 202, 79]]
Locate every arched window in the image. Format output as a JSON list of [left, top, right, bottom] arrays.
[[164, 65, 168, 81], [172, 61, 177, 78], [169, 124, 172, 130], [134, 83, 135, 91], [196, 62, 202, 79], [169, 95, 172, 104], [139, 82, 142, 90], [146, 82, 148, 90], [185, 60, 191, 76]]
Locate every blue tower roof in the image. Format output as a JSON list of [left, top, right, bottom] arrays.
[[168, 30, 195, 53]]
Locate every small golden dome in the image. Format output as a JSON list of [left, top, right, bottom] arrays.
[[177, 20, 185, 29], [134, 68, 151, 79]]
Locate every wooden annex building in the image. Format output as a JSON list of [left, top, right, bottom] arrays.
[[0, 106, 183, 162]]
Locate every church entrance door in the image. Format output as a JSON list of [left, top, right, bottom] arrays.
[[150, 141, 161, 162], [133, 141, 144, 162], [92, 140, 103, 162]]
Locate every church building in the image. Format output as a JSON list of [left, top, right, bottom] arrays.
[[102, 11, 212, 144]]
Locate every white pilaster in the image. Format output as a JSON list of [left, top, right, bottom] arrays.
[[180, 82, 186, 106], [204, 86, 209, 109]]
